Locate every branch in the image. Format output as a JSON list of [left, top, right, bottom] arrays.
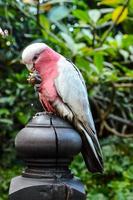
[[103, 86, 115, 120], [109, 114, 133, 127], [114, 83, 133, 88], [93, 99, 102, 117], [94, 95, 110, 103], [92, 27, 96, 47], [115, 77, 133, 82], [73, 22, 112, 30], [122, 125, 127, 134], [99, 86, 116, 136], [104, 122, 133, 138]]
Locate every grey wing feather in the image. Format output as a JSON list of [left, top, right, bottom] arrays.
[[54, 58, 103, 173], [66, 59, 86, 87], [55, 58, 96, 132]]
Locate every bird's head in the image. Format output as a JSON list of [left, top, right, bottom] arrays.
[[22, 43, 47, 72]]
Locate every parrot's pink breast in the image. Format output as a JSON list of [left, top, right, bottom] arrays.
[[35, 48, 61, 112]]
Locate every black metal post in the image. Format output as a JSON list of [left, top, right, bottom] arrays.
[[9, 112, 86, 200]]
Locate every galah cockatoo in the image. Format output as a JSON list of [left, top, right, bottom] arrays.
[[22, 43, 103, 173]]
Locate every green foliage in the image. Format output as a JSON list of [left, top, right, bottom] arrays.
[[71, 137, 133, 199], [0, 166, 21, 200], [0, 0, 133, 199]]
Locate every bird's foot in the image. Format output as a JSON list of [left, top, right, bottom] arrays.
[[34, 112, 56, 117], [27, 71, 42, 85]]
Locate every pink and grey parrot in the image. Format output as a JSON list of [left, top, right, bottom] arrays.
[[22, 43, 103, 173]]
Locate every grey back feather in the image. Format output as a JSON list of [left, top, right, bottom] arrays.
[[55, 58, 96, 132]]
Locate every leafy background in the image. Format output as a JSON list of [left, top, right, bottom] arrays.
[[0, 0, 133, 199]]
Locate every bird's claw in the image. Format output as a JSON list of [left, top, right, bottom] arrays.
[[27, 71, 42, 85]]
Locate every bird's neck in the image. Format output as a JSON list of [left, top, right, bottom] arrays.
[[35, 48, 61, 81], [35, 47, 60, 76]]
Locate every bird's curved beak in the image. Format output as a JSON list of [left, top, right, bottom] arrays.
[[26, 64, 35, 72]]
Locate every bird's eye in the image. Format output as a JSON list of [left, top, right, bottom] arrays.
[[33, 54, 38, 61]]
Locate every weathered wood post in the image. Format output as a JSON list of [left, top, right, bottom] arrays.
[[9, 112, 86, 200]]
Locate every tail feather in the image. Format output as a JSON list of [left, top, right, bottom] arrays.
[[76, 122, 103, 173], [81, 136, 103, 173]]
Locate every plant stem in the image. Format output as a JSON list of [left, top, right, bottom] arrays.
[[37, 0, 40, 27]]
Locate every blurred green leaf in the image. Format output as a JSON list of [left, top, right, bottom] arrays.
[[0, 109, 10, 116], [40, 15, 50, 31], [0, 118, 13, 125], [88, 193, 108, 200], [123, 166, 133, 180], [48, 5, 69, 22], [88, 9, 101, 24], [94, 52, 104, 72], [112, 6, 128, 24], [60, 32, 76, 54], [72, 9, 90, 23]]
